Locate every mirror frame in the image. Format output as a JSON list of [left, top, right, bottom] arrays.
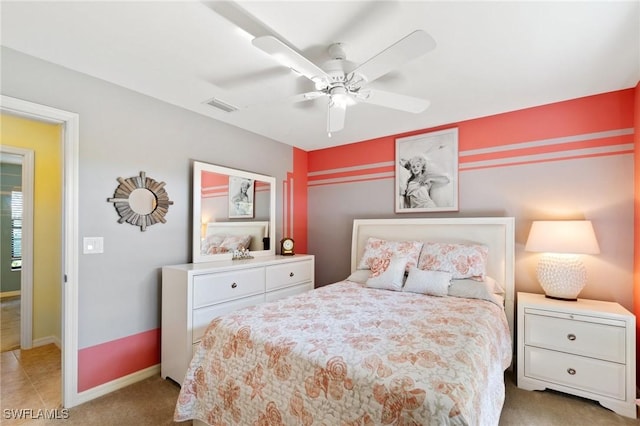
[[107, 171, 173, 231], [192, 161, 276, 263]]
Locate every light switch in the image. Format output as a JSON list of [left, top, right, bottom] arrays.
[[83, 237, 104, 254]]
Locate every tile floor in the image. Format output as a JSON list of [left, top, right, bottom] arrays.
[[0, 344, 61, 425]]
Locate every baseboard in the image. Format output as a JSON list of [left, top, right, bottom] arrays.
[[73, 364, 160, 407], [0, 290, 21, 299], [32, 335, 61, 349]]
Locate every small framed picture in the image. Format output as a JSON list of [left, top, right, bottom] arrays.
[[228, 176, 254, 218], [395, 128, 458, 213]]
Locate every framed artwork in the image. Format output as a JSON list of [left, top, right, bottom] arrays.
[[395, 128, 458, 213], [228, 176, 255, 218]]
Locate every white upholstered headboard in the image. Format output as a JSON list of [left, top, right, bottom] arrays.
[[205, 221, 269, 252], [351, 217, 515, 337]]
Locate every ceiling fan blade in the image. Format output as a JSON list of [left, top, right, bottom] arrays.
[[327, 101, 346, 135], [351, 30, 436, 83], [357, 89, 430, 113], [290, 91, 326, 103], [204, 1, 279, 39], [241, 91, 325, 110], [253, 36, 329, 83]]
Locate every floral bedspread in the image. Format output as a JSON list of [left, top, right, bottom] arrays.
[[174, 281, 512, 425]]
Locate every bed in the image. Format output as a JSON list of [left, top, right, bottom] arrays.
[[176, 217, 515, 425], [200, 221, 269, 255]]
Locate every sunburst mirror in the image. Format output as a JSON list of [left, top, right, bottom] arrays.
[[107, 171, 173, 231]]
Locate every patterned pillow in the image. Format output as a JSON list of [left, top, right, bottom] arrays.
[[417, 242, 489, 280], [201, 234, 226, 255], [365, 257, 408, 291], [357, 238, 423, 272], [220, 235, 252, 251]]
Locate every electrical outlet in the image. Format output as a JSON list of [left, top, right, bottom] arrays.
[[83, 237, 104, 254]]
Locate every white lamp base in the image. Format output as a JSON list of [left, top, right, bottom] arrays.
[[536, 254, 586, 301]]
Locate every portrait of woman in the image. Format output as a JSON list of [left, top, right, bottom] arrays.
[[228, 176, 254, 218], [395, 128, 458, 212]]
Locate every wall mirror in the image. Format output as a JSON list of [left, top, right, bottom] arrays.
[[192, 161, 276, 263]]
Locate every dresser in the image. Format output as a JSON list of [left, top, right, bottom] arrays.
[[517, 292, 637, 418], [161, 254, 314, 384]]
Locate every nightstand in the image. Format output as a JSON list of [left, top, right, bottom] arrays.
[[517, 292, 637, 419]]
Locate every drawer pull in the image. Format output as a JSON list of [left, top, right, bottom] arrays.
[[289, 272, 294, 277], [567, 368, 576, 376], [231, 282, 238, 289], [567, 333, 576, 341]]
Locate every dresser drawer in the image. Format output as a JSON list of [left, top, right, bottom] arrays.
[[524, 346, 626, 400], [265, 260, 313, 291], [193, 268, 265, 308], [266, 282, 313, 302], [524, 312, 626, 363], [192, 293, 265, 342]]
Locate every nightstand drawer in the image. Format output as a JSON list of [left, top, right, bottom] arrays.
[[193, 268, 265, 308], [524, 346, 625, 400], [524, 312, 626, 363]]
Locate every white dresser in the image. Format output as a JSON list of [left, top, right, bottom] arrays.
[[517, 292, 637, 418], [161, 254, 314, 384]]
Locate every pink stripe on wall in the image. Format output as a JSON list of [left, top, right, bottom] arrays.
[[78, 328, 160, 392], [308, 89, 635, 185]]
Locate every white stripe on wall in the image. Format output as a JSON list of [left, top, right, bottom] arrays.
[[460, 143, 633, 170], [307, 161, 394, 177], [459, 128, 633, 157]]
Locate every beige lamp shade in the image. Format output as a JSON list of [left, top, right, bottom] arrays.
[[525, 220, 600, 254], [525, 220, 599, 300]]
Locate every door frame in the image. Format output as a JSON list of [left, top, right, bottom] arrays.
[[0, 145, 34, 349], [1, 95, 80, 408]]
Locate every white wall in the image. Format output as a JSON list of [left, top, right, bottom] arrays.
[[1, 46, 293, 349]]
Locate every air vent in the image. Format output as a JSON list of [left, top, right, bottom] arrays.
[[204, 97, 238, 113]]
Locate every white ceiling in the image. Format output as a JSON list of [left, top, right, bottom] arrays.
[[1, 1, 638, 151]]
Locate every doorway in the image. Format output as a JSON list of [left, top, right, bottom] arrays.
[[1, 96, 80, 408], [0, 147, 34, 352]]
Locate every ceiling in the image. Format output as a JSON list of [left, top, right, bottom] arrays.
[[1, 1, 638, 151]]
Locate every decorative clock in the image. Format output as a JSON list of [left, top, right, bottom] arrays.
[[280, 237, 295, 255]]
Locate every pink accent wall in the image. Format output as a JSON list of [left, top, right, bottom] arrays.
[[307, 88, 636, 379], [78, 328, 160, 392], [634, 80, 640, 387], [293, 148, 308, 254]]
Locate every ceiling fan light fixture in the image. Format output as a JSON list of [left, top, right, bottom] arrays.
[[331, 93, 354, 108], [329, 86, 355, 108]]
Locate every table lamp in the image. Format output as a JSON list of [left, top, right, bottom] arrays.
[[525, 220, 599, 300]]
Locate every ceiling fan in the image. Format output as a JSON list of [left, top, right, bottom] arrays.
[[251, 30, 436, 137]]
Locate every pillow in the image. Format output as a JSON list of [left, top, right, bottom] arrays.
[[220, 235, 252, 251], [201, 234, 226, 254], [448, 279, 503, 306], [417, 242, 488, 280], [485, 276, 505, 295], [365, 257, 408, 291], [346, 269, 370, 284], [357, 238, 423, 272], [403, 267, 452, 296]]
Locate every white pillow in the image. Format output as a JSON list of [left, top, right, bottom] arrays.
[[346, 269, 370, 284], [448, 279, 503, 306], [365, 257, 408, 291], [403, 267, 452, 296], [485, 276, 505, 295]]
